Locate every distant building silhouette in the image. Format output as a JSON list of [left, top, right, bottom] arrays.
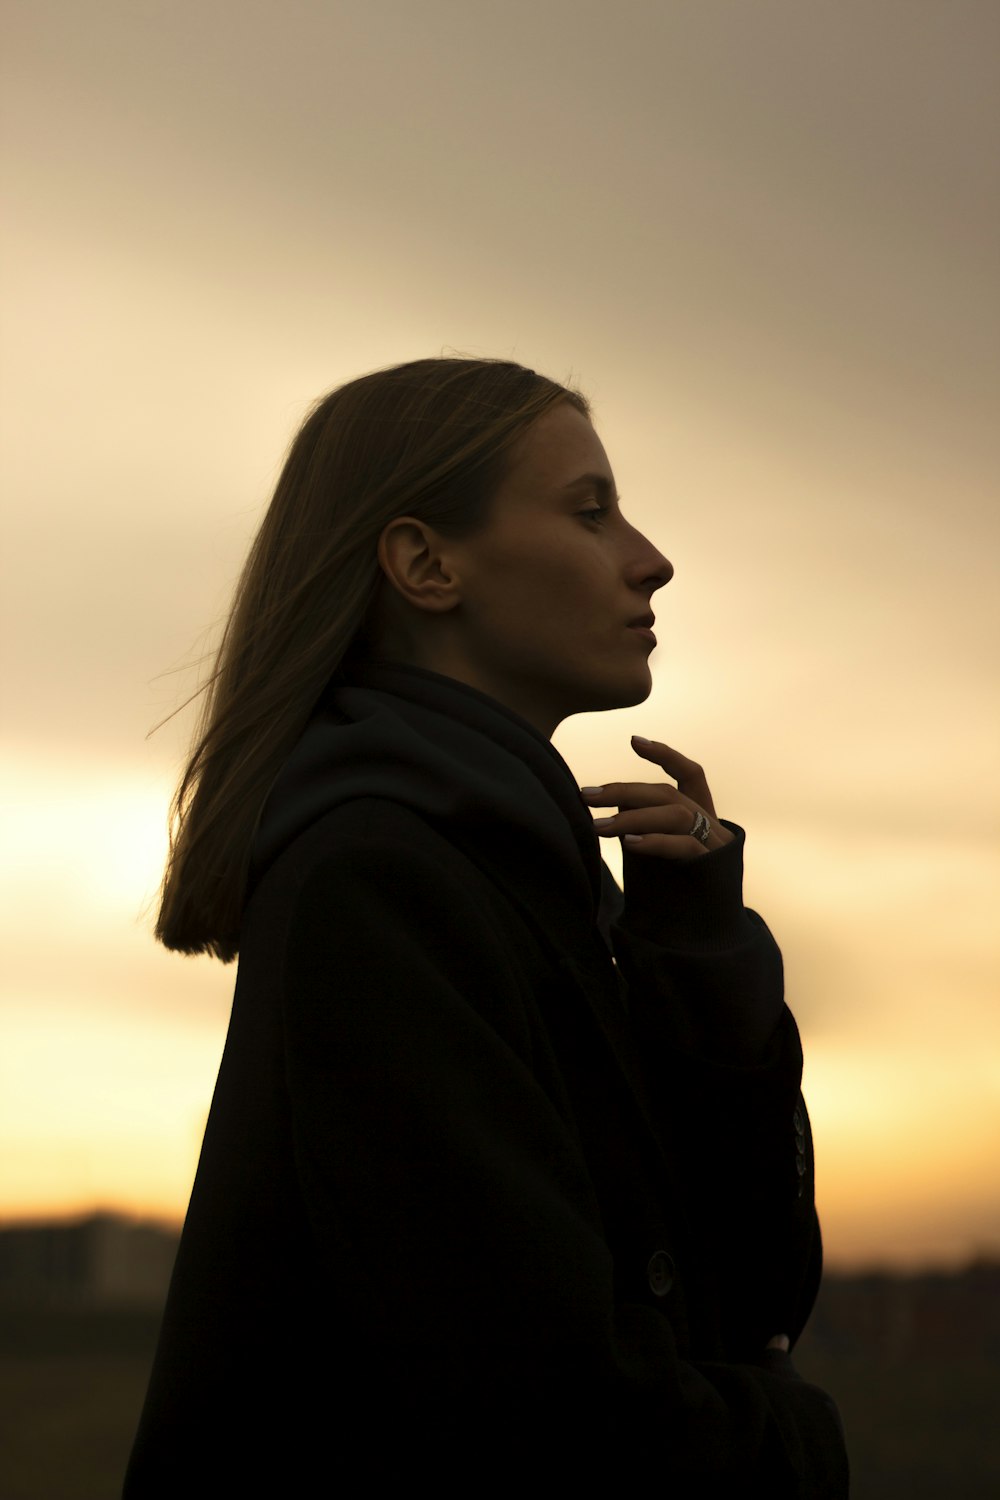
[[2, 1214, 998, 1365], [803, 1261, 1000, 1362], [0, 1213, 178, 1309]]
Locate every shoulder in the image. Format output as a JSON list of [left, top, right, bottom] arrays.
[[243, 797, 534, 981], [254, 796, 491, 906], [239, 799, 549, 1066]]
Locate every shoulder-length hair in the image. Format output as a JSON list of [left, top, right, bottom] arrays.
[[157, 357, 590, 961]]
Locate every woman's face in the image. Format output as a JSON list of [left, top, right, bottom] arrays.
[[443, 402, 673, 735]]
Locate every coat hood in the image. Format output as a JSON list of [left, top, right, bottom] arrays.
[[250, 662, 616, 928]]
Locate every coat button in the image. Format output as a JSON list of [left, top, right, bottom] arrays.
[[647, 1251, 675, 1297], [793, 1105, 805, 1136]]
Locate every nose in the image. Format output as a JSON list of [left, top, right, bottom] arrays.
[[628, 526, 673, 593]]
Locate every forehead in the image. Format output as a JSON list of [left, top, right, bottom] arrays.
[[504, 403, 613, 493]]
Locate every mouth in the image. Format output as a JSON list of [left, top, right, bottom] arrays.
[[627, 614, 656, 646]]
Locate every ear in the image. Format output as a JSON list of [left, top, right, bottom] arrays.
[[376, 517, 461, 614]]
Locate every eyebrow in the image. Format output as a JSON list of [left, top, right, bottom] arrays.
[[561, 473, 620, 502]]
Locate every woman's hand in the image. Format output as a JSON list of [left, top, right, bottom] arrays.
[[581, 735, 735, 859]]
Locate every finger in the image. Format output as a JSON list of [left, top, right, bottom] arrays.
[[766, 1334, 790, 1353], [593, 803, 707, 838], [592, 811, 729, 857], [591, 801, 733, 851], [619, 833, 710, 860], [630, 736, 717, 817], [581, 781, 688, 810], [617, 827, 734, 855]]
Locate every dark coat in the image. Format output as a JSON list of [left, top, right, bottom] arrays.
[[125, 665, 847, 1496]]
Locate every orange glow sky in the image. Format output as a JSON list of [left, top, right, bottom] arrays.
[[2, 0, 998, 1268]]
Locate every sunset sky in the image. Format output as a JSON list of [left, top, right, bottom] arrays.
[[2, 0, 998, 1268]]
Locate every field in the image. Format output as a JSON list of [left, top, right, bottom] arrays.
[[2, 1275, 998, 1499]]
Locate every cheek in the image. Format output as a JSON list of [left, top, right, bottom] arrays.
[[508, 559, 589, 613], [475, 539, 566, 608], [466, 530, 607, 638]]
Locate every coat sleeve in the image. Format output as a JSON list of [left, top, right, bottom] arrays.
[[610, 823, 825, 1357], [281, 807, 847, 1494]]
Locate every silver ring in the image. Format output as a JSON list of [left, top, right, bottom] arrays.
[[690, 810, 712, 846]]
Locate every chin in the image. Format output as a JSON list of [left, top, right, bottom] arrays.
[[576, 670, 653, 716], [616, 662, 654, 705], [616, 680, 654, 709]]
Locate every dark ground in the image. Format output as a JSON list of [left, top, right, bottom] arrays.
[[2, 1269, 998, 1498]]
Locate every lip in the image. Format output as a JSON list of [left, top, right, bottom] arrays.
[[627, 613, 656, 646]]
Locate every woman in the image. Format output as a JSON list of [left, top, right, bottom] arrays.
[[125, 358, 847, 1494]]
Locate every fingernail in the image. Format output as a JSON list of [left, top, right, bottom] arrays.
[[623, 834, 644, 844], [580, 785, 605, 795], [631, 735, 652, 746], [591, 817, 615, 829]]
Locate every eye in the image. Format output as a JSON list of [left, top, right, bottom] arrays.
[[579, 506, 609, 526]]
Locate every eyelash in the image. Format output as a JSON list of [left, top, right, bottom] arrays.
[[579, 506, 609, 526]]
